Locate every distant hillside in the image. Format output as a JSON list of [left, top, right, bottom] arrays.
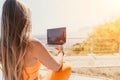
[[68, 17, 120, 55], [87, 17, 120, 54]]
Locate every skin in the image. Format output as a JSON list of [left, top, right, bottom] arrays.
[[23, 38, 64, 71]]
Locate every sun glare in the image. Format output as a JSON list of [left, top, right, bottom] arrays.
[[105, 0, 120, 13]]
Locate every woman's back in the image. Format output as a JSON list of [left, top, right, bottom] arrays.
[[23, 39, 41, 67], [22, 60, 41, 80]]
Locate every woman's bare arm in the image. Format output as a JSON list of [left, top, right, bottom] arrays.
[[32, 39, 63, 71]]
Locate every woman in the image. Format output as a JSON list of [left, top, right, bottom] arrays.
[[0, 0, 71, 80]]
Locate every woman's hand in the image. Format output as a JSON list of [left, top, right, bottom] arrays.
[[55, 45, 64, 56], [55, 45, 64, 68], [55, 45, 63, 52]]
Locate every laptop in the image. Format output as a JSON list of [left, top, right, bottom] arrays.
[[47, 27, 66, 45]]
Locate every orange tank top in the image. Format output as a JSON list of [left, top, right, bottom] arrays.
[[22, 60, 41, 80]]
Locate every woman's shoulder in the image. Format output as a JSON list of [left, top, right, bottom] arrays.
[[29, 38, 43, 47], [25, 38, 43, 59], [24, 38, 43, 66], [26, 38, 43, 53]]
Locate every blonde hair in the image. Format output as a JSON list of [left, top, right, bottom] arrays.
[[0, 0, 31, 80]]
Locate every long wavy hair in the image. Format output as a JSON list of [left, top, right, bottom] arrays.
[[0, 0, 31, 80]]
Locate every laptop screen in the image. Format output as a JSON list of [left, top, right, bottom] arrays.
[[47, 27, 66, 45]]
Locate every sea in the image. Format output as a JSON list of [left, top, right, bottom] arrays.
[[34, 35, 88, 51]]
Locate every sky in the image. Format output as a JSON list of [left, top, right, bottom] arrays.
[[0, 0, 120, 38]]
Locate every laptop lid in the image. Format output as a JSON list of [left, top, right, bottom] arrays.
[[47, 27, 66, 45]]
